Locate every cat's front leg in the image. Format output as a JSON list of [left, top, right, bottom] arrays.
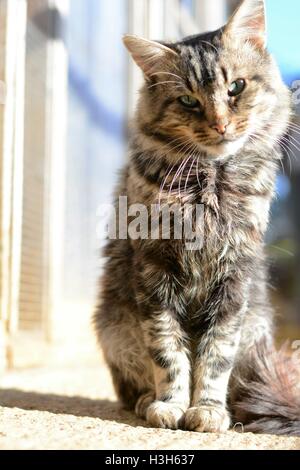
[[185, 277, 248, 433], [141, 311, 191, 430]]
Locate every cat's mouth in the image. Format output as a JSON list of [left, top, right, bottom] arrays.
[[202, 134, 248, 158], [215, 136, 237, 145]]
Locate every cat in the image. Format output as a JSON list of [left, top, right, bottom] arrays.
[[94, 0, 300, 435]]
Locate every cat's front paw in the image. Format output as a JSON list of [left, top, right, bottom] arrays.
[[184, 405, 230, 433], [135, 391, 155, 419], [146, 401, 186, 430]]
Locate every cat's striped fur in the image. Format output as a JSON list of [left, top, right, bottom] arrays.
[[94, 0, 300, 434]]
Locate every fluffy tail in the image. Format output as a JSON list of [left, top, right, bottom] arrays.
[[233, 341, 300, 436]]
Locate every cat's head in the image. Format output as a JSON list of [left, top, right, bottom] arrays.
[[124, 0, 290, 160]]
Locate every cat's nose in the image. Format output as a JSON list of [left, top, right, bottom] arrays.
[[210, 118, 230, 135]]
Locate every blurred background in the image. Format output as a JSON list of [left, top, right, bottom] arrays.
[[0, 0, 299, 372]]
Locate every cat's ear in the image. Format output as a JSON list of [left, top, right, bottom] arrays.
[[123, 35, 178, 78], [224, 0, 266, 49]]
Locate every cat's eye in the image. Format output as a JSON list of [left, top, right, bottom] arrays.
[[228, 79, 246, 97], [178, 95, 200, 109]]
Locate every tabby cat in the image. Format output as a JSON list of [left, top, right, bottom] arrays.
[[94, 0, 300, 435]]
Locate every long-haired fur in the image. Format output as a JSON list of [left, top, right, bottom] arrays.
[[233, 342, 300, 436], [94, 0, 300, 435]]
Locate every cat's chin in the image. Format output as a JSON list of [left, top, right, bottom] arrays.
[[201, 136, 248, 160]]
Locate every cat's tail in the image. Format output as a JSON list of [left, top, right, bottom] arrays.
[[233, 340, 300, 436]]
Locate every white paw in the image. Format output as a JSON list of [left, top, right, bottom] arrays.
[[146, 401, 186, 430], [184, 405, 230, 433]]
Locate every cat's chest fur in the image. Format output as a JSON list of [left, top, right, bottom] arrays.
[[161, 158, 273, 247], [129, 153, 276, 307], [175, 159, 273, 307]]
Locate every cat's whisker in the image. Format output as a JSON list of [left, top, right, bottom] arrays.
[[280, 141, 299, 176], [168, 147, 195, 199], [148, 81, 184, 89], [284, 132, 300, 145], [163, 137, 198, 167], [272, 137, 294, 174], [287, 129, 300, 140], [252, 132, 284, 155], [280, 135, 300, 158], [250, 132, 275, 150], [283, 118, 300, 129], [286, 118, 300, 129], [279, 141, 293, 176], [273, 121, 300, 138], [251, 123, 300, 173], [184, 155, 197, 196], [158, 162, 178, 207], [163, 137, 194, 156], [168, 158, 189, 199], [156, 135, 194, 157], [287, 125, 300, 136], [181, 145, 199, 197], [269, 118, 300, 138], [185, 144, 199, 192], [150, 71, 184, 83], [276, 133, 300, 159], [160, 136, 190, 151], [196, 156, 203, 192], [178, 156, 193, 199], [249, 132, 288, 175], [158, 139, 195, 204], [158, 137, 197, 202]]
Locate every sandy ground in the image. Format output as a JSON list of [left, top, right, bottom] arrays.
[[1, 309, 300, 451], [1, 348, 300, 450]]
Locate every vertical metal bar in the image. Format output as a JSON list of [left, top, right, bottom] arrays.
[[8, 0, 27, 336], [0, 0, 27, 370], [44, 0, 68, 341]]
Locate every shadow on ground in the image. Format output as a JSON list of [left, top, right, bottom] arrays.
[[0, 388, 148, 428], [1, 388, 300, 450]]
